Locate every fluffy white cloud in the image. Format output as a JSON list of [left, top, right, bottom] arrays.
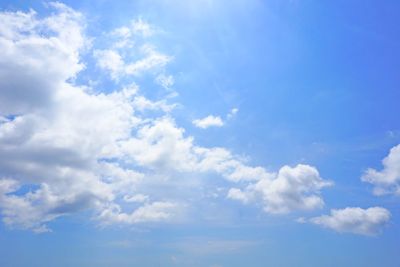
[[193, 115, 224, 129], [193, 108, 238, 129], [0, 4, 165, 232], [361, 144, 400, 195], [228, 164, 333, 214], [0, 2, 86, 114], [227, 188, 251, 204], [309, 207, 391, 236], [98, 201, 178, 225]]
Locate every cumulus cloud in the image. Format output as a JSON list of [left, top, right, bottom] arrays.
[[309, 207, 391, 236], [0, 3, 332, 232], [228, 164, 333, 214], [0, 2, 86, 114], [0, 4, 164, 231], [193, 108, 238, 129], [99, 201, 178, 225], [227, 188, 251, 204], [361, 144, 400, 195], [193, 115, 224, 129]]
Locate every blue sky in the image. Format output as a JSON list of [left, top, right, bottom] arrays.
[[0, 1, 399, 266]]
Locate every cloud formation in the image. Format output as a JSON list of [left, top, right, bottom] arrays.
[[228, 164, 333, 214], [192, 108, 238, 129], [309, 207, 391, 236], [0, 3, 333, 232], [361, 144, 400, 196], [193, 115, 224, 129], [93, 19, 170, 80]]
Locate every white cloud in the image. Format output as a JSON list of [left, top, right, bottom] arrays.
[[227, 188, 251, 204], [227, 164, 333, 214], [193, 108, 238, 129], [0, 2, 86, 114], [309, 207, 391, 236], [110, 19, 154, 49], [156, 73, 175, 90], [94, 19, 171, 80], [193, 115, 224, 129], [0, 4, 165, 231], [99, 201, 178, 225], [361, 144, 400, 195], [93, 49, 124, 79], [130, 18, 154, 37], [121, 117, 198, 172], [131, 95, 177, 112], [94, 46, 171, 80], [125, 45, 172, 75], [227, 108, 238, 119]]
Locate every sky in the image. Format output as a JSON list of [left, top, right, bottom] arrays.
[[0, 0, 399, 266]]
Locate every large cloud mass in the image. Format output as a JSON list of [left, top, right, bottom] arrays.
[[0, 3, 333, 232]]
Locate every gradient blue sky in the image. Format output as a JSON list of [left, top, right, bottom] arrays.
[[0, 1, 399, 266]]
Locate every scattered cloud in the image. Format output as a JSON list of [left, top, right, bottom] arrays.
[[361, 144, 400, 195], [309, 207, 391, 236], [193, 115, 224, 129], [193, 108, 238, 129], [93, 18, 170, 80], [99, 201, 179, 225], [227, 108, 239, 119], [94, 45, 171, 80], [123, 194, 149, 203], [111, 18, 154, 49], [156, 73, 175, 90], [228, 164, 333, 214]]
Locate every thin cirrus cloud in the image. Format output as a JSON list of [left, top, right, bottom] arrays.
[[0, 2, 392, 237]]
